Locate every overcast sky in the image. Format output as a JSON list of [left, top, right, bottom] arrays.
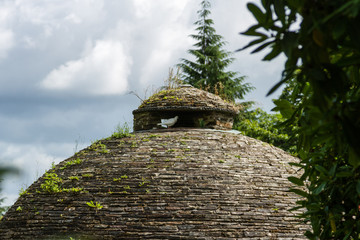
[[0, 0, 286, 207]]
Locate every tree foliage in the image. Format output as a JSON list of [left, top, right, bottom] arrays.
[[0, 185, 6, 218], [0, 169, 7, 218], [0, 167, 17, 218], [242, 0, 360, 238], [178, 0, 253, 101], [234, 107, 297, 154]]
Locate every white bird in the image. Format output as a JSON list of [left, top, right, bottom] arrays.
[[157, 116, 178, 128]]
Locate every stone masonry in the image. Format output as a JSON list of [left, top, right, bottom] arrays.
[[0, 129, 307, 239], [133, 85, 239, 131]]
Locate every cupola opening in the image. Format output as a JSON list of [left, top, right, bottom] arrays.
[[133, 85, 239, 131]]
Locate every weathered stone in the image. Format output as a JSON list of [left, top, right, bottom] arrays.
[[0, 129, 307, 239], [133, 85, 239, 131]]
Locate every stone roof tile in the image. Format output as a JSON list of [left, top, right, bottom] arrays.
[[0, 129, 307, 239], [135, 85, 240, 115]]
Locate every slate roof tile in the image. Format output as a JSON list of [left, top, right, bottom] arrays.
[[0, 129, 307, 239]]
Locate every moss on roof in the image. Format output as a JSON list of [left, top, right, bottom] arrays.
[[136, 85, 240, 114], [0, 129, 306, 239]]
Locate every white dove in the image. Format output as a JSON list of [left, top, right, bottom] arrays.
[[157, 116, 179, 128]]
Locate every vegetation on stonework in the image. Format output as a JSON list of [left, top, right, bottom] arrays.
[[178, 0, 253, 102], [242, 0, 360, 238], [89, 141, 109, 154], [41, 172, 63, 193], [40, 170, 86, 194], [86, 201, 103, 210], [19, 187, 29, 197], [110, 122, 133, 139], [137, 69, 184, 109], [68, 176, 79, 181], [60, 158, 83, 170], [164, 67, 183, 89]]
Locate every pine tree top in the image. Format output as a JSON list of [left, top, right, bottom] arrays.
[[178, 0, 253, 102]]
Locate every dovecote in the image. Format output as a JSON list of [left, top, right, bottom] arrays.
[[133, 85, 240, 131], [0, 85, 307, 239]]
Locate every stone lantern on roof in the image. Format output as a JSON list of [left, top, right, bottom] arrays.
[[133, 85, 240, 131]]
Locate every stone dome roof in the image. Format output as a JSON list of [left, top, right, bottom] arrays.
[[0, 129, 306, 239], [134, 85, 240, 115]]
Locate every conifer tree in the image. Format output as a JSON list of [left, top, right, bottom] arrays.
[[178, 0, 253, 102]]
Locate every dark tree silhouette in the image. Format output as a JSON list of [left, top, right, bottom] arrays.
[[242, 0, 360, 238]]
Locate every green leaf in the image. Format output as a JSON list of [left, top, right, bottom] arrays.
[[289, 205, 304, 212], [332, 20, 347, 40], [298, 150, 308, 160], [263, 43, 282, 61], [313, 182, 327, 195], [288, 176, 304, 186], [337, 55, 360, 67], [328, 164, 337, 177], [247, 3, 266, 24], [357, 180, 360, 195], [86, 201, 95, 207], [349, 147, 360, 168], [342, 116, 360, 160], [322, 1, 353, 23], [251, 41, 274, 54], [315, 165, 328, 176], [336, 171, 353, 178], [287, 0, 302, 10], [274, 0, 286, 23], [272, 99, 294, 118], [237, 37, 267, 51], [281, 32, 298, 58], [289, 162, 304, 168], [241, 25, 268, 38], [307, 202, 321, 211], [261, 0, 271, 13], [289, 188, 308, 198]]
